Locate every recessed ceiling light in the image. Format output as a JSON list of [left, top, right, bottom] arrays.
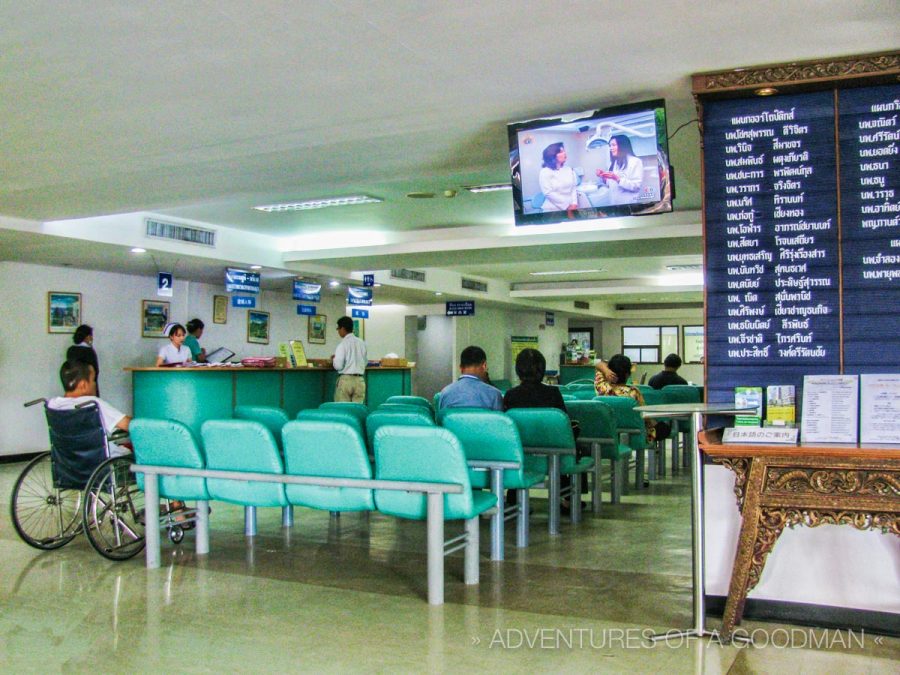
[[755, 87, 778, 96], [463, 183, 512, 193], [250, 265, 262, 270], [529, 269, 602, 276], [328, 280, 340, 287], [253, 195, 382, 212], [130, 247, 146, 254]]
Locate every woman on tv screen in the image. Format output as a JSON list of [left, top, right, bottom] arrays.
[[538, 142, 578, 213], [596, 134, 643, 205]]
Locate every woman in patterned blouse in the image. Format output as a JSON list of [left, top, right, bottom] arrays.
[[594, 354, 668, 442]]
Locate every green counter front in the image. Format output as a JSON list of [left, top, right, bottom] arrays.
[[129, 366, 412, 436]]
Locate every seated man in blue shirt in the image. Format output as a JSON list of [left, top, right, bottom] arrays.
[[438, 345, 503, 411]]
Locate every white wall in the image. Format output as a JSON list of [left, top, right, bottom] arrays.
[[0, 261, 347, 456], [600, 315, 705, 385]]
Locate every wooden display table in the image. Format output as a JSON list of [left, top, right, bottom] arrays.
[[699, 430, 900, 641]]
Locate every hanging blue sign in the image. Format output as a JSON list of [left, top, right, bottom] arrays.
[[362, 274, 375, 287], [545, 311, 555, 326], [296, 304, 316, 316], [157, 272, 173, 297], [225, 268, 260, 294], [292, 281, 321, 302], [446, 301, 475, 316], [347, 286, 373, 306], [232, 296, 256, 308], [351, 309, 369, 319]]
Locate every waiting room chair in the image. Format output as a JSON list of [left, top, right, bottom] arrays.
[[505, 408, 594, 533], [282, 419, 375, 512], [365, 409, 434, 449], [593, 396, 654, 489], [319, 402, 369, 424], [441, 410, 543, 559], [201, 419, 288, 536], [373, 425, 495, 590], [234, 405, 289, 448], [296, 408, 365, 441], [385, 395, 433, 412], [564, 401, 631, 504], [377, 402, 435, 419]]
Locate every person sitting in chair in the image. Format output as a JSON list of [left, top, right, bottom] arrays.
[[648, 353, 688, 390], [438, 346, 502, 411], [48, 360, 131, 436]]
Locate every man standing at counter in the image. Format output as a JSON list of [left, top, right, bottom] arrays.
[[332, 316, 368, 403]]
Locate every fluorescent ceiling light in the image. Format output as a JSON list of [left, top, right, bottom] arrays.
[[657, 272, 704, 286], [463, 183, 512, 193], [328, 280, 340, 287], [250, 265, 262, 270], [254, 195, 382, 212], [130, 247, 146, 253], [530, 269, 603, 276], [666, 264, 703, 271], [435, 292, 443, 296]]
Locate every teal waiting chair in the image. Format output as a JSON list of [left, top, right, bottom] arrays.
[[436, 405, 493, 424], [319, 402, 369, 424], [564, 383, 596, 393], [377, 402, 435, 419], [660, 385, 702, 469], [564, 401, 632, 504], [130, 418, 210, 538], [201, 419, 288, 536], [385, 395, 433, 412], [441, 410, 543, 559], [561, 393, 577, 401], [594, 396, 655, 489], [432, 392, 441, 410], [234, 405, 289, 447], [636, 388, 676, 477], [373, 426, 495, 590], [296, 408, 365, 440], [505, 408, 594, 533], [365, 409, 434, 449], [282, 420, 375, 512], [570, 388, 599, 400], [490, 379, 512, 393]]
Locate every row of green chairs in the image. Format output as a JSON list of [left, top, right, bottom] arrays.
[[130, 417, 493, 604]]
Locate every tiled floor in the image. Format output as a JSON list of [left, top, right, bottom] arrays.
[[0, 459, 896, 673]]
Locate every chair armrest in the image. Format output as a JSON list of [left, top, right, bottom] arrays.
[[467, 460, 520, 470], [522, 446, 576, 456]]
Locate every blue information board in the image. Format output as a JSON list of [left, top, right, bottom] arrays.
[[838, 84, 900, 373], [232, 296, 256, 308], [347, 286, 373, 306], [351, 308, 369, 318], [704, 91, 841, 404], [446, 301, 475, 316], [292, 281, 321, 302], [225, 268, 260, 294], [362, 274, 375, 287], [296, 304, 316, 316]]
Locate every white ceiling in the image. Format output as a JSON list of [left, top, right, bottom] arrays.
[[1, 2, 897, 313]]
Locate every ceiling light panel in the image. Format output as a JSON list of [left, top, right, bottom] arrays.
[[254, 195, 382, 212]]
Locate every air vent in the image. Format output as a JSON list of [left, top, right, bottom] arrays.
[[574, 301, 590, 309], [461, 278, 487, 293], [390, 268, 426, 283], [146, 219, 216, 247]]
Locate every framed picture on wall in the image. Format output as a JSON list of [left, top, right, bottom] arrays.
[[141, 300, 170, 337], [308, 314, 327, 344], [247, 310, 270, 344], [47, 292, 81, 334], [213, 295, 228, 324]]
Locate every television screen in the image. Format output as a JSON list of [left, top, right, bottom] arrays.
[[508, 99, 673, 226]]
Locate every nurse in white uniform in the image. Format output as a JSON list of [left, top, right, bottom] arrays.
[[596, 135, 644, 205]]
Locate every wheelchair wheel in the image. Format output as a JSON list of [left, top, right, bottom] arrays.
[[10, 452, 82, 550], [83, 456, 145, 561]]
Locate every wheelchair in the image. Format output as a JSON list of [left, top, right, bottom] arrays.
[[10, 398, 146, 560]]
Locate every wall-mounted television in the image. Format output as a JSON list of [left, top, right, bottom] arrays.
[[508, 99, 673, 226]]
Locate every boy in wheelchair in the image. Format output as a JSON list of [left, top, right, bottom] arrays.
[[50, 360, 188, 520], [49, 360, 131, 455]]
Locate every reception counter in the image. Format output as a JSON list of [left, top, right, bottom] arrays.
[[128, 366, 412, 436]]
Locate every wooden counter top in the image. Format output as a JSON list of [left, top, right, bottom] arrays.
[[699, 428, 900, 459]]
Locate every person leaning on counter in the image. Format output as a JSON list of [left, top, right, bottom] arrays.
[[332, 316, 367, 403]]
